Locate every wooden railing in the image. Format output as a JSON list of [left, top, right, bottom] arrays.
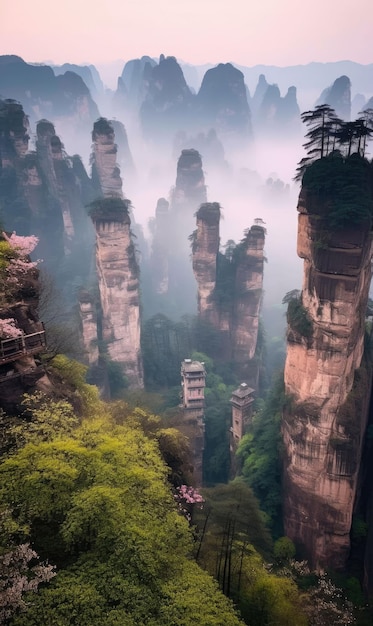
[[0, 329, 46, 365]]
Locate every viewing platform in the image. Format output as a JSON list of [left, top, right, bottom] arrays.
[[0, 330, 46, 365]]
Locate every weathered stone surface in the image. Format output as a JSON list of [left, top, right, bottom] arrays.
[[316, 75, 351, 120], [151, 198, 170, 294], [140, 55, 194, 142], [193, 203, 220, 321], [283, 187, 373, 570], [232, 225, 265, 363], [91, 118, 123, 198], [170, 148, 207, 213], [89, 117, 143, 389], [196, 63, 252, 144], [0, 297, 51, 416], [36, 120, 78, 252], [78, 291, 99, 366], [192, 207, 265, 385], [92, 205, 143, 388]]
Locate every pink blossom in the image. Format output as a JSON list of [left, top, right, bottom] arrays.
[[2, 232, 39, 256], [177, 485, 204, 504], [174, 485, 204, 520], [0, 318, 22, 338], [1, 231, 40, 296], [0, 542, 55, 621]]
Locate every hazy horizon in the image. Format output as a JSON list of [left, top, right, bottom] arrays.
[[2, 0, 372, 69]]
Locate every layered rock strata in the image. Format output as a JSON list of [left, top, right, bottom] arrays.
[[36, 121, 77, 252], [91, 118, 123, 197], [192, 203, 221, 321], [149, 149, 207, 316], [192, 205, 265, 384], [90, 199, 143, 388], [196, 63, 252, 146], [151, 198, 170, 294], [78, 290, 99, 366], [170, 148, 207, 213], [88, 118, 143, 388], [283, 187, 373, 569], [232, 225, 266, 364]]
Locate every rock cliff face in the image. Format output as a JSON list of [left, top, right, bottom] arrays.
[[150, 198, 170, 295], [255, 80, 301, 137], [148, 149, 207, 316], [36, 120, 82, 253], [170, 148, 207, 213], [192, 203, 221, 322], [0, 100, 94, 271], [282, 186, 373, 570], [114, 56, 157, 113], [192, 204, 265, 384], [317, 75, 351, 120], [90, 199, 143, 388], [88, 117, 143, 389], [140, 55, 194, 142], [0, 236, 51, 417], [78, 290, 99, 366], [0, 56, 99, 133], [196, 63, 252, 145], [91, 118, 123, 197]]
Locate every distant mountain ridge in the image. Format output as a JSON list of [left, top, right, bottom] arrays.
[[180, 61, 373, 108]]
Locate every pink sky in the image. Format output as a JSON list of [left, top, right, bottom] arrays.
[[1, 0, 372, 67]]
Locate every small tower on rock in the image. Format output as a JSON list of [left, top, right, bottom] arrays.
[[180, 359, 206, 485]]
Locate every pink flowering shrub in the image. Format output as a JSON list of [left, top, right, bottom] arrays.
[[0, 318, 22, 339], [0, 232, 40, 303], [2, 233, 39, 257], [174, 485, 204, 522], [0, 543, 56, 622]]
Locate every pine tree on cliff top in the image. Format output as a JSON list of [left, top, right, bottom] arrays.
[[295, 105, 373, 181]]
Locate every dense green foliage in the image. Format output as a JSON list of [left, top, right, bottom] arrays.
[[236, 376, 285, 534], [0, 396, 244, 625], [302, 153, 373, 229], [87, 197, 131, 222], [190, 351, 237, 485], [194, 482, 308, 625], [286, 296, 313, 339], [295, 105, 373, 229]]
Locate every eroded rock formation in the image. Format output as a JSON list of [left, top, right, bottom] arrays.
[[282, 184, 373, 569], [196, 63, 252, 146], [192, 204, 265, 384], [91, 118, 123, 197], [88, 117, 143, 389], [140, 55, 194, 142], [316, 75, 351, 120], [150, 198, 170, 295], [148, 148, 207, 316], [170, 148, 207, 213], [255, 80, 301, 137], [0, 56, 99, 135], [89, 198, 143, 388]]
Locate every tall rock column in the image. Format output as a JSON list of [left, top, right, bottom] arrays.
[[150, 198, 170, 294], [90, 198, 143, 388], [283, 185, 373, 570], [232, 225, 265, 364], [88, 117, 143, 389], [91, 118, 123, 197], [192, 203, 221, 321], [192, 208, 266, 386]]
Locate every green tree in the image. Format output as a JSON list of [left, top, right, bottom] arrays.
[[0, 409, 244, 625], [236, 375, 285, 534], [273, 536, 296, 564]]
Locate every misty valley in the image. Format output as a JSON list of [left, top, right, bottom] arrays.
[[1, 53, 373, 625]]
